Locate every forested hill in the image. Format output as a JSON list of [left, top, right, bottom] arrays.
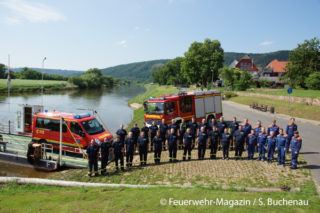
[[12, 68, 84, 76], [100, 50, 289, 81]]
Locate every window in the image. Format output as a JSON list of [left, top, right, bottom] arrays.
[[70, 122, 84, 135], [166, 102, 175, 114], [81, 118, 105, 135], [185, 96, 193, 113], [180, 98, 185, 113], [36, 117, 67, 132], [145, 102, 164, 115]]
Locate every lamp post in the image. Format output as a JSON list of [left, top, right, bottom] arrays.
[[211, 68, 214, 88], [41, 57, 46, 106]]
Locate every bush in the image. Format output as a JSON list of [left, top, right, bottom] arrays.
[[259, 79, 274, 88], [305, 72, 320, 90], [235, 71, 254, 91], [224, 92, 238, 99]]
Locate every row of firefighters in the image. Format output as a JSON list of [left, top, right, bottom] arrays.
[[86, 117, 301, 177]]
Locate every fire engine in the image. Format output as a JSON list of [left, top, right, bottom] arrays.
[[31, 111, 113, 153], [144, 90, 222, 126]]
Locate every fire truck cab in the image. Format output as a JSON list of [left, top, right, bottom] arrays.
[[32, 111, 113, 152], [144, 90, 222, 126]]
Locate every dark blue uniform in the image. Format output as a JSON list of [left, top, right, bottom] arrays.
[[257, 133, 267, 160], [197, 131, 208, 160], [166, 133, 178, 162], [247, 133, 257, 159], [221, 133, 231, 159], [149, 124, 158, 151], [168, 123, 179, 134], [183, 133, 193, 160], [130, 127, 140, 145], [141, 126, 149, 138], [276, 134, 288, 165], [209, 130, 219, 159], [124, 137, 135, 167], [291, 136, 302, 169], [286, 123, 298, 153], [267, 124, 279, 136], [179, 122, 188, 149], [116, 129, 127, 143], [208, 121, 217, 131], [87, 145, 99, 176], [254, 125, 264, 152], [100, 141, 111, 174], [266, 136, 276, 162], [198, 123, 209, 133], [152, 136, 163, 163], [137, 136, 149, 165], [189, 122, 198, 144], [234, 129, 245, 159], [229, 121, 239, 149], [159, 123, 168, 150], [112, 140, 124, 170]]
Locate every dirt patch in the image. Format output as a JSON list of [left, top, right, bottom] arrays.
[[130, 103, 143, 110]]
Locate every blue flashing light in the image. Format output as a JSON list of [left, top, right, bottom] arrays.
[[74, 113, 91, 119]]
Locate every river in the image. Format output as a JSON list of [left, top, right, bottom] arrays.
[[0, 85, 146, 177]]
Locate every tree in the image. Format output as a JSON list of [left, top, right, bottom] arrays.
[[0, 64, 6, 79], [181, 38, 224, 87], [219, 66, 241, 90], [68, 76, 86, 88], [305, 72, 320, 90], [19, 67, 42, 79], [235, 71, 254, 91], [81, 68, 103, 88], [283, 37, 320, 88]]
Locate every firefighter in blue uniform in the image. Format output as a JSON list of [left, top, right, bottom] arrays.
[[130, 123, 140, 150], [209, 117, 217, 130], [112, 135, 124, 171], [286, 118, 298, 153], [116, 124, 127, 143], [179, 119, 187, 150], [141, 122, 149, 139], [209, 126, 219, 159], [198, 118, 209, 133], [276, 128, 288, 166], [257, 127, 268, 161], [229, 117, 239, 151], [254, 120, 264, 152], [267, 120, 279, 136], [217, 117, 227, 151], [137, 131, 149, 166], [183, 128, 193, 160], [189, 117, 198, 146], [233, 125, 245, 160], [124, 132, 135, 168], [153, 131, 163, 164], [149, 121, 158, 152], [290, 131, 302, 169], [221, 128, 232, 159], [87, 139, 99, 177], [159, 119, 168, 150], [247, 129, 257, 160], [197, 126, 208, 160], [166, 128, 178, 162], [241, 119, 252, 148], [266, 131, 276, 163], [100, 137, 111, 175]]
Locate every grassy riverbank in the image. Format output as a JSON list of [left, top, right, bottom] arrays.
[[0, 79, 73, 94], [242, 89, 320, 99]]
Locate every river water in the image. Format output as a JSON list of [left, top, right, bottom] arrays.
[[0, 85, 146, 177]]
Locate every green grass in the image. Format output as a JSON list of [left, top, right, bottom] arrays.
[[0, 182, 319, 212], [0, 79, 71, 93], [229, 96, 320, 121], [242, 89, 320, 99]]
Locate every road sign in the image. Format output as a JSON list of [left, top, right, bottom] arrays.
[[287, 88, 292, 112], [287, 88, 293, 94]]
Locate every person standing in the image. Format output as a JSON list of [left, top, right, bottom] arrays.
[[233, 125, 245, 160], [116, 124, 127, 143], [100, 137, 111, 175], [112, 135, 124, 171], [286, 118, 298, 153], [221, 128, 232, 159], [137, 131, 149, 166], [241, 119, 252, 147], [208, 117, 217, 131], [209, 126, 219, 159], [254, 120, 264, 152], [166, 128, 178, 162], [183, 128, 193, 161], [257, 127, 268, 161], [247, 129, 257, 160], [159, 119, 168, 151], [189, 117, 198, 147], [131, 123, 140, 149], [217, 117, 227, 151], [276, 128, 288, 166], [179, 119, 188, 150], [267, 120, 279, 136], [197, 126, 208, 160], [153, 131, 163, 164], [266, 131, 276, 163], [141, 122, 149, 139], [149, 121, 158, 152], [87, 139, 99, 177], [229, 117, 239, 151], [290, 131, 302, 169], [124, 132, 135, 168]]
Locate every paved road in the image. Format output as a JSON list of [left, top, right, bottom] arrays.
[[222, 101, 320, 188]]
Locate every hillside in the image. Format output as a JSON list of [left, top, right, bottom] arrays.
[[101, 51, 290, 81], [12, 68, 84, 76]]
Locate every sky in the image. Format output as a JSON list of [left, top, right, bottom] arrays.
[[0, 0, 319, 71]]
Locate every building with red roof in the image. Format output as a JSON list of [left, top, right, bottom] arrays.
[[266, 59, 288, 76]]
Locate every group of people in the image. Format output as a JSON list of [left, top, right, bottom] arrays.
[[86, 117, 302, 177]]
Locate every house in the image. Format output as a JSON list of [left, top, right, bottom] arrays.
[[266, 59, 288, 77], [229, 54, 259, 75]]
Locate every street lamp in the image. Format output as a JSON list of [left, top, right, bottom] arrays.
[[211, 68, 214, 88], [41, 57, 46, 106]]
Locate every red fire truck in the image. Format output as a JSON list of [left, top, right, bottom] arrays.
[[31, 111, 113, 153], [144, 90, 223, 126]]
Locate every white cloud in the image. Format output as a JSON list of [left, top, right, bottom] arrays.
[[259, 41, 274, 46], [0, 0, 65, 25], [116, 40, 127, 48], [135, 26, 140, 30]]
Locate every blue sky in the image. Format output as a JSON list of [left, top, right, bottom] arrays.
[[0, 0, 319, 70]]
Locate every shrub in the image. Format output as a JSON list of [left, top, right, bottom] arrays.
[[305, 72, 320, 90], [224, 92, 238, 99]]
